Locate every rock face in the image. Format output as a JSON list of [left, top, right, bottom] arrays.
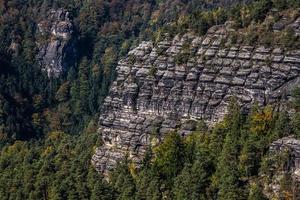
[[270, 136, 300, 178], [92, 22, 300, 176], [265, 136, 300, 198], [37, 9, 76, 78], [273, 16, 300, 36]]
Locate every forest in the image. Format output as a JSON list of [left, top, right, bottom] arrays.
[[1, 97, 300, 199], [1, 0, 299, 143], [0, 0, 300, 199]]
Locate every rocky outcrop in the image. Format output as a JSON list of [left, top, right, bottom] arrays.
[[37, 9, 76, 78], [92, 20, 300, 176], [264, 136, 300, 199], [273, 16, 300, 36], [270, 136, 300, 179]]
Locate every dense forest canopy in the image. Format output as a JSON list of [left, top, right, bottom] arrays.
[[0, 0, 300, 199], [1, 98, 300, 199]]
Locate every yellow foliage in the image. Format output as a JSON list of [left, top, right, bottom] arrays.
[[240, 6, 251, 27], [150, 136, 159, 147], [250, 106, 273, 134], [102, 47, 116, 76], [239, 153, 248, 165], [55, 81, 70, 102], [177, 15, 188, 27], [150, 10, 160, 25], [92, 64, 100, 77], [128, 161, 137, 178], [153, 29, 163, 44], [48, 131, 64, 141], [32, 113, 41, 127], [33, 95, 43, 108], [44, 109, 63, 131], [5, 141, 29, 159], [42, 146, 53, 157], [283, 191, 293, 200], [210, 174, 219, 188], [212, 7, 224, 25]]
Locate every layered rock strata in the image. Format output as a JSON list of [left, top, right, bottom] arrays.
[[92, 22, 300, 175]]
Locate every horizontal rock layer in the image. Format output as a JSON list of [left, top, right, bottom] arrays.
[[92, 23, 300, 175]]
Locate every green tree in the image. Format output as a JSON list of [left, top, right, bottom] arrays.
[[173, 150, 213, 200], [215, 101, 246, 200], [247, 182, 267, 200], [55, 81, 70, 102], [102, 47, 117, 77], [154, 132, 185, 180], [272, 111, 291, 140], [77, 57, 90, 114], [111, 159, 136, 200], [135, 169, 161, 200], [250, 0, 272, 22]]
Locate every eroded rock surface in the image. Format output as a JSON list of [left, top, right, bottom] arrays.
[[270, 136, 300, 178], [265, 136, 300, 198], [37, 9, 76, 77], [92, 22, 300, 176]]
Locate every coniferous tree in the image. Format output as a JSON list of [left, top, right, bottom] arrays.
[[215, 100, 246, 200], [154, 132, 185, 181], [111, 159, 136, 200], [173, 149, 213, 200], [78, 57, 90, 114], [247, 182, 267, 200]]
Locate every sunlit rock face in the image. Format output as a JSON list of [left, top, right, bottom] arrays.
[[37, 9, 76, 78], [92, 19, 300, 176]]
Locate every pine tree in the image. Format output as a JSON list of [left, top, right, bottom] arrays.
[[272, 111, 291, 140], [216, 100, 246, 200], [247, 182, 267, 200], [77, 57, 90, 114], [91, 180, 115, 200], [154, 132, 185, 180], [111, 160, 136, 200], [135, 169, 161, 200], [173, 150, 212, 200]]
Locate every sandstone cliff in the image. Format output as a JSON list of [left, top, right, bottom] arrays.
[[92, 19, 300, 176], [36, 9, 76, 78]]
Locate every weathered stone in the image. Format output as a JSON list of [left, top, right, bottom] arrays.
[[205, 48, 217, 57], [264, 136, 300, 199], [37, 9, 76, 78], [92, 24, 300, 177], [232, 77, 245, 86]]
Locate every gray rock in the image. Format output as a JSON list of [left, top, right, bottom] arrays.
[[265, 136, 300, 198], [92, 24, 300, 176], [37, 9, 76, 78]]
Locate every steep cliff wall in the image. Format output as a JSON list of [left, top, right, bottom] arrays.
[[92, 20, 300, 176], [36, 9, 76, 78]]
